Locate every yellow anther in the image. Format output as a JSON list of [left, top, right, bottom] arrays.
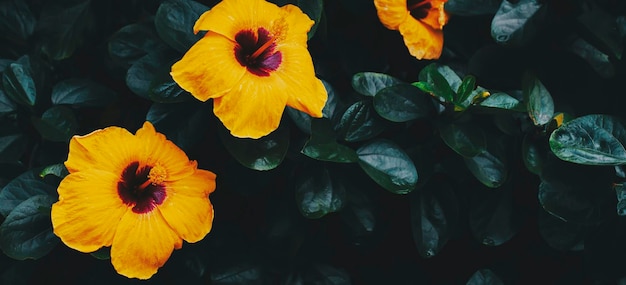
[[148, 164, 167, 185]]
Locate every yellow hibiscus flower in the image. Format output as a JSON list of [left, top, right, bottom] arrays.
[[171, 0, 328, 139], [374, 0, 449, 59], [51, 122, 216, 279]]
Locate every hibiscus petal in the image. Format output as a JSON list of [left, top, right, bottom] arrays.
[[159, 169, 216, 243], [194, 0, 281, 40], [65, 126, 139, 173], [398, 18, 444, 60], [419, 0, 449, 30], [374, 0, 409, 30], [213, 72, 289, 138], [279, 4, 314, 46], [110, 210, 182, 279], [171, 32, 246, 101], [51, 170, 128, 253], [134, 122, 196, 181]]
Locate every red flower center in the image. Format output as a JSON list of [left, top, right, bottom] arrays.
[[117, 161, 166, 214], [407, 0, 432, 20], [234, 27, 282, 77]]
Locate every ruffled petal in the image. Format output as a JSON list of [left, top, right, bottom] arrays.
[[51, 170, 128, 253], [419, 0, 449, 30], [194, 0, 281, 41], [213, 72, 290, 138], [374, 0, 409, 30], [279, 4, 314, 46], [275, 44, 327, 117], [110, 210, 182, 279], [398, 17, 444, 60], [159, 169, 216, 243], [135, 122, 196, 181], [65, 126, 139, 174], [171, 32, 246, 101]]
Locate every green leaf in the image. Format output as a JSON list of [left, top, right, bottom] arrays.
[[455, 75, 476, 105], [295, 165, 346, 219], [357, 139, 418, 194], [51, 78, 117, 107], [522, 133, 545, 175], [0, 90, 17, 114], [337, 100, 386, 142], [154, 0, 208, 53], [219, 124, 289, 171], [2, 56, 36, 106], [127, 49, 180, 99], [538, 208, 585, 251], [351, 72, 404, 97], [478, 92, 524, 111], [577, 4, 623, 60], [37, 0, 93, 60], [464, 147, 508, 188], [108, 21, 167, 67], [301, 119, 358, 163], [466, 269, 504, 285], [149, 72, 192, 103], [418, 64, 456, 102], [340, 186, 377, 243], [297, 0, 323, 39], [39, 164, 68, 179], [439, 122, 486, 158], [0, 0, 36, 40], [538, 179, 599, 223], [0, 168, 56, 217], [491, 0, 547, 47], [146, 101, 211, 151], [287, 79, 340, 134], [0, 134, 26, 164], [410, 180, 458, 258], [373, 84, 434, 122], [616, 183, 626, 216], [31, 106, 78, 142], [549, 114, 626, 165], [523, 72, 554, 126], [470, 185, 519, 246], [0, 195, 59, 260]]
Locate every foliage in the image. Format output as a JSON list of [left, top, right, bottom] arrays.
[[0, 0, 625, 283]]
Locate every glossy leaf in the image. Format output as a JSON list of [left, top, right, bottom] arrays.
[[340, 186, 377, 245], [127, 49, 180, 99], [357, 139, 418, 194], [577, 5, 623, 60], [31, 106, 78, 142], [108, 21, 167, 67], [470, 185, 519, 246], [549, 114, 626, 165], [39, 164, 68, 179], [149, 73, 192, 103], [2, 56, 36, 106], [373, 84, 434, 122], [295, 165, 346, 219], [0, 195, 58, 260], [287, 79, 340, 134], [0, 168, 56, 217], [351, 72, 403, 97], [0, 0, 36, 40], [37, 0, 93, 60], [478, 92, 524, 111], [538, 208, 585, 251], [337, 100, 386, 142], [302, 119, 358, 163], [523, 72, 554, 126], [464, 139, 508, 188], [219, 124, 289, 171], [455, 75, 477, 107], [51, 78, 117, 107], [0, 134, 26, 164], [418, 64, 457, 102], [155, 0, 208, 53], [521, 133, 545, 175], [146, 101, 211, 151], [466, 269, 504, 285], [491, 0, 546, 47], [0, 90, 17, 114], [439, 122, 486, 158], [538, 179, 601, 224]]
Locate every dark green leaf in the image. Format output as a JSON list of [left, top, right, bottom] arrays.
[[464, 147, 508, 188], [39, 164, 68, 179], [51, 78, 117, 107], [351, 72, 404, 97], [444, 0, 501, 16], [455, 75, 476, 105], [127, 49, 180, 99], [295, 165, 346, 219], [466, 269, 504, 285], [108, 21, 167, 67], [439, 122, 486, 158], [491, 0, 547, 47], [470, 185, 519, 246], [0, 168, 56, 217], [149, 72, 192, 103], [154, 0, 208, 53], [0, 0, 36, 40], [146, 101, 211, 151], [297, 0, 323, 39], [0, 90, 17, 114], [357, 139, 418, 194], [577, 4, 623, 60], [538, 208, 585, 251], [0, 195, 58, 260], [549, 114, 626, 165], [616, 183, 626, 216], [478, 92, 524, 111], [31, 106, 77, 142], [340, 186, 377, 244], [410, 180, 458, 258], [373, 84, 434, 122], [521, 133, 545, 175], [287, 79, 340, 134], [418, 64, 456, 102], [302, 119, 358, 163], [211, 262, 264, 284], [219, 124, 289, 171], [37, 0, 93, 60], [569, 38, 614, 78], [2, 56, 36, 106], [0, 134, 26, 164], [337, 100, 386, 142], [523, 72, 554, 126]]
